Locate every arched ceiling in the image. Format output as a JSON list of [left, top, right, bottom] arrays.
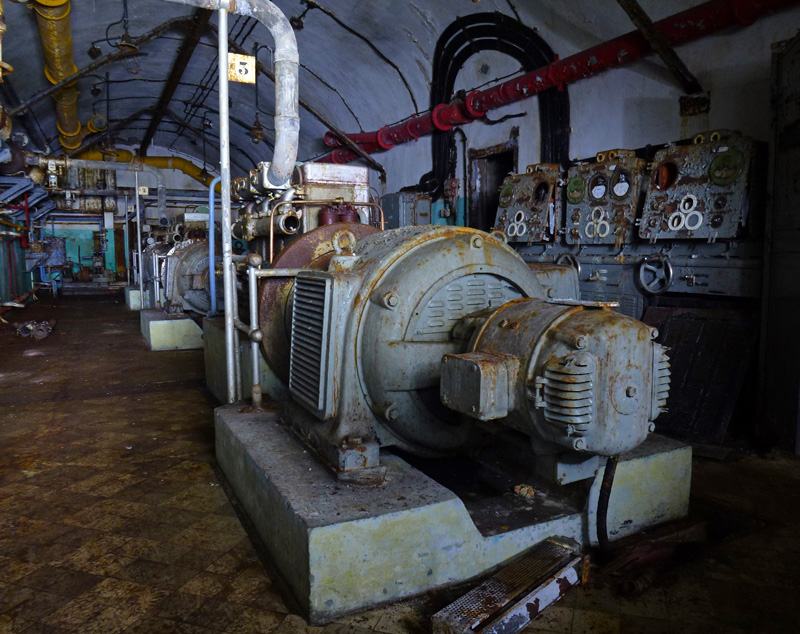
[[0, 0, 695, 177]]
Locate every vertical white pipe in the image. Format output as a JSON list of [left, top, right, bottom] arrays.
[[123, 194, 130, 287], [218, 7, 237, 404], [135, 172, 144, 303], [248, 265, 262, 409]]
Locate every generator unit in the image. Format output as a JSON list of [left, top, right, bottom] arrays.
[[258, 224, 669, 481], [161, 239, 218, 315]]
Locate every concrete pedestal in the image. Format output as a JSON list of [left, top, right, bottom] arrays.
[[215, 404, 691, 624], [125, 286, 165, 310], [125, 287, 143, 310], [203, 317, 288, 403], [140, 309, 203, 351]]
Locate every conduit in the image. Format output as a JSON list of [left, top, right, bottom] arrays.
[[15, 0, 106, 150], [161, 0, 300, 187], [321, 0, 800, 164], [27, 154, 168, 224], [76, 148, 220, 190]]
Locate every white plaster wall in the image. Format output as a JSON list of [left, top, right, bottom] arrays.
[[375, 5, 800, 193]]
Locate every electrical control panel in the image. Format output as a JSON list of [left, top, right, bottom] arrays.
[[564, 149, 646, 247], [638, 130, 755, 242], [493, 163, 561, 243]]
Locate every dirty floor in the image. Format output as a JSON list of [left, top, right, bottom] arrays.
[[1, 295, 799, 634]]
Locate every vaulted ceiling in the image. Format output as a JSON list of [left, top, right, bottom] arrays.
[[0, 0, 711, 177]]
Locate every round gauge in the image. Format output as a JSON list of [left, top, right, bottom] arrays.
[[653, 162, 678, 190], [498, 183, 515, 208], [589, 174, 607, 201], [709, 149, 745, 186], [566, 176, 585, 204], [611, 170, 632, 198]]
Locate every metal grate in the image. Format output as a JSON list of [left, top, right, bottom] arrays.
[[432, 537, 585, 634], [289, 274, 333, 417]]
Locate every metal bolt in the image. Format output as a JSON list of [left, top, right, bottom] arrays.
[[626, 386, 637, 397], [386, 406, 399, 421], [499, 319, 509, 328], [471, 365, 478, 373], [573, 438, 586, 451], [470, 405, 477, 413], [249, 328, 263, 342], [647, 422, 656, 433], [650, 328, 659, 340], [246, 252, 263, 268], [471, 235, 483, 249], [575, 335, 587, 348], [383, 291, 399, 308]]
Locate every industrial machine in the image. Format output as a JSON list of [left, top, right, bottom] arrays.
[[257, 224, 669, 481], [212, 220, 687, 622], [510, 130, 763, 317], [161, 237, 218, 315], [192, 1, 687, 623]]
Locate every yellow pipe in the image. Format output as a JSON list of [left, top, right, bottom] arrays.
[[75, 149, 221, 191], [25, 0, 90, 150], [0, 217, 25, 232]]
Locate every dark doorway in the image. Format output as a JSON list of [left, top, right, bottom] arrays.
[[469, 140, 517, 232]]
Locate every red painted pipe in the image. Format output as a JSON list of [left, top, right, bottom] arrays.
[[319, 0, 798, 164]]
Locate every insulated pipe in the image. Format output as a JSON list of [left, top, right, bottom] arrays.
[[76, 149, 221, 191], [16, 0, 99, 150], [161, 0, 300, 187], [321, 0, 800, 164], [207, 175, 221, 316], [27, 154, 168, 224]]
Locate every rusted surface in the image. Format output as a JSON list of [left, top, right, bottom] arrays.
[[493, 164, 561, 244], [258, 222, 379, 382], [564, 149, 645, 248], [639, 130, 755, 242], [431, 537, 584, 634]]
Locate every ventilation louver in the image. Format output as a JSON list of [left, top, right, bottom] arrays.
[[289, 274, 333, 418], [535, 353, 596, 440]]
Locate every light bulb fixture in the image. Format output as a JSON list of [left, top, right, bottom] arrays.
[[250, 114, 264, 144]]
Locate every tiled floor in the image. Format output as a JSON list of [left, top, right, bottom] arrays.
[[1, 295, 799, 634]]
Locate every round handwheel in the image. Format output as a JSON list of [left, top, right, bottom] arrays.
[[638, 256, 674, 295], [555, 253, 582, 279]]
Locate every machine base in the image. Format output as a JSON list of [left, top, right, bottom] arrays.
[[214, 404, 691, 624], [140, 309, 203, 351], [125, 286, 164, 310], [203, 317, 288, 403]]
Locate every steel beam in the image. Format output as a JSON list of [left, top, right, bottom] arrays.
[[8, 16, 194, 119], [139, 8, 213, 157], [615, 0, 703, 95]]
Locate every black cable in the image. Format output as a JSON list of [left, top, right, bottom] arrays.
[[597, 454, 619, 552], [424, 13, 571, 201]]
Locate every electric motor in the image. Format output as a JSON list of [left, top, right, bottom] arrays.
[[260, 225, 669, 478]]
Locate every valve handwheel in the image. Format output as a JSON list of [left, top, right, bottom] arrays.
[[638, 256, 673, 294]]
